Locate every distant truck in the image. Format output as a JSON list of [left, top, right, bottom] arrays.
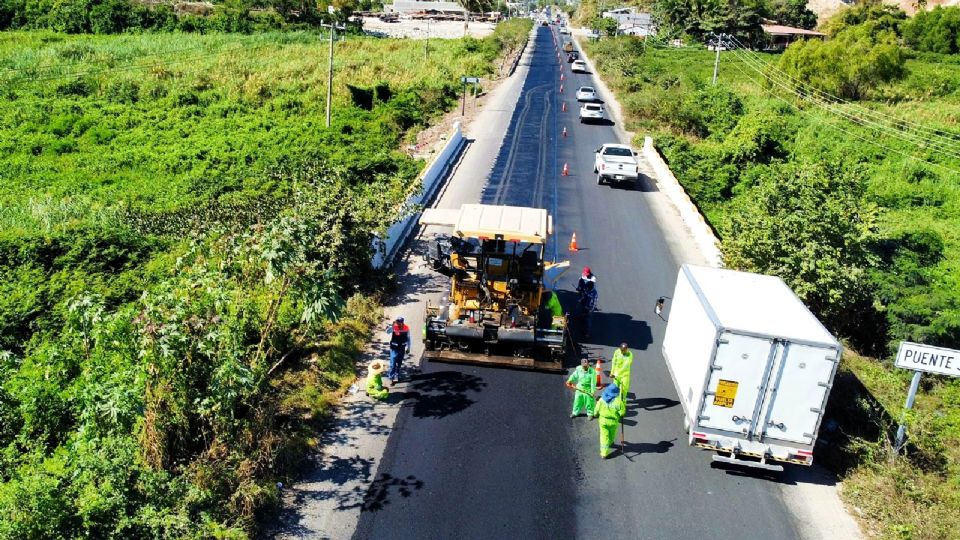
[[562, 40, 574, 53], [661, 265, 842, 471]]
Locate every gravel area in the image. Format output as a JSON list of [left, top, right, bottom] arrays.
[[361, 16, 495, 39]]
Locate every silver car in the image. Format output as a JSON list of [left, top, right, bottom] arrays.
[[576, 86, 597, 102], [579, 103, 604, 123]]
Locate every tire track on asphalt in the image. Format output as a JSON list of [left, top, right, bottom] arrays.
[[492, 81, 552, 206]]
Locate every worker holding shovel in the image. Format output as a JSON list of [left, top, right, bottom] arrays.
[[566, 358, 597, 418]]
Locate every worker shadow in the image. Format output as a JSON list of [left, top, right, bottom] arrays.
[[617, 438, 676, 460], [621, 396, 679, 424], [391, 370, 487, 419]]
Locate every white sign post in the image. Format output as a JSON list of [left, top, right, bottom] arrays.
[[893, 341, 960, 450]]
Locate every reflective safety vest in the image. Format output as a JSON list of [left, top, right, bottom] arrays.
[[390, 323, 410, 350]]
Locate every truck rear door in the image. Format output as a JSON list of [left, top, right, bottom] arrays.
[[697, 333, 774, 437], [759, 343, 837, 445]]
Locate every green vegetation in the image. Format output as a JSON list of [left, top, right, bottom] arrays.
[[0, 19, 531, 539], [582, 5, 958, 537]]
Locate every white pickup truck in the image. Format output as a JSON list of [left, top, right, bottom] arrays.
[[593, 144, 640, 187]]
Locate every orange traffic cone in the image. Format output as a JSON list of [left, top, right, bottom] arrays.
[[560, 73, 565, 81], [561, 102, 567, 112], [562, 126, 567, 137], [562, 163, 570, 176], [569, 232, 579, 252], [596, 358, 604, 387], [559, 84, 564, 93]]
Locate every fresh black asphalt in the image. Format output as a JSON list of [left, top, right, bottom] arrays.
[[352, 26, 802, 540]]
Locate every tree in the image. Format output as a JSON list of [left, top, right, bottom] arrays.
[[903, 6, 960, 54], [653, 0, 765, 44], [590, 16, 619, 36], [766, 0, 817, 30], [821, 0, 906, 37], [723, 162, 878, 334], [777, 26, 906, 100]]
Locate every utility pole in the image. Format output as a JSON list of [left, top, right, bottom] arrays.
[[710, 33, 727, 86], [325, 6, 337, 128], [424, 19, 430, 60]]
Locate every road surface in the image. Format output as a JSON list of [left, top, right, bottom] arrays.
[[350, 26, 803, 540]]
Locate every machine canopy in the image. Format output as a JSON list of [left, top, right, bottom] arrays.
[[420, 204, 552, 244]]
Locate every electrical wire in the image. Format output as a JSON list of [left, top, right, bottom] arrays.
[[722, 50, 960, 177], [726, 34, 960, 150], [723, 40, 960, 163]]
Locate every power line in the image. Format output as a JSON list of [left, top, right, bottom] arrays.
[[724, 42, 960, 164], [722, 51, 960, 177], [726, 34, 960, 151]]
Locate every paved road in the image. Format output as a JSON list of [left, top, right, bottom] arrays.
[[352, 26, 801, 540]]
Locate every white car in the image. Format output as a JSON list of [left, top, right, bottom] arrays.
[[576, 86, 597, 101], [579, 103, 604, 123], [559, 27, 571, 35], [571, 60, 588, 73], [594, 144, 640, 187]]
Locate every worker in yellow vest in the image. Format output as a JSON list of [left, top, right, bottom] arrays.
[[610, 343, 633, 414]]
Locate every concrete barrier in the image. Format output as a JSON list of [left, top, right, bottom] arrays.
[[372, 122, 465, 269], [642, 136, 723, 268]]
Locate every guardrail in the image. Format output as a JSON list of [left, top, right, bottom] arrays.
[[507, 35, 529, 77], [372, 121, 465, 269], [642, 136, 723, 267]]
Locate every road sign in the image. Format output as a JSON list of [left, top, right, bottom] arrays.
[[895, 341, 960, 378], [460, 76, 480, 84], [893, 341, 960, 451]]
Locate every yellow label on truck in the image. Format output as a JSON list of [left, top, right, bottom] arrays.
[[713, 379, 739, 408]]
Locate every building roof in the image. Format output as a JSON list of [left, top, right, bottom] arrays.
[[761, 24, 826, 37], [420, 204, 552, 244]]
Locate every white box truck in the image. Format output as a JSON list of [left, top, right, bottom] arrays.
[[661, 265, 841, 471]]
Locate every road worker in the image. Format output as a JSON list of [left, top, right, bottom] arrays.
[[610, 343, 633, 414], [576, 266, 596, 298], [566, 358, 597, 418], [366, 360, 389, 401], [386, 317, 412, 383], [595, 382, 624, 459]]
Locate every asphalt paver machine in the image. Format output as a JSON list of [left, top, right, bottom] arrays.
[[419, 204, 568, 371]]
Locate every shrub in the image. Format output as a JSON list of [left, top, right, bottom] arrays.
[[778, 26, 907, 100]]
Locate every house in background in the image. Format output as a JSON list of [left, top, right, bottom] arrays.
[[601, 7, 655, 36], [385, 0, 466, 15], [761, 23, 826, 50]]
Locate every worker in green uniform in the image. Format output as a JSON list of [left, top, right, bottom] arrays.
[[595, 382, 624, 458], [610, 342, 633, 414], [541, 290, 564, 329], [566, 358, 597, 418], [366, 360, 389, 401]]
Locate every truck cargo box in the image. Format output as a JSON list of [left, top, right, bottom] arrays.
[[662, 265, 841, 470]]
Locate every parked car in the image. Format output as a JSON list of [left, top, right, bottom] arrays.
[[567, 51, 580, 62], [593, 144, 639, 186], [579, 103, 604, 124], [576, 86, 597, 101], [571, 60, 588, 73], [559, 27, 571, 35]]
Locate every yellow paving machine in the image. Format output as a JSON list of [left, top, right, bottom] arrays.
[[419, 204, 568, 371]]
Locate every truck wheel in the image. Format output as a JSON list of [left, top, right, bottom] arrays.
[[597, 175, 603, 185], [593, 166, 598, 174]]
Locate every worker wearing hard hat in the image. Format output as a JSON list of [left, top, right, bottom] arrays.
[[610, 343, 633, 414], [566, 358, 597, 418], [595, 382, 624, 459]]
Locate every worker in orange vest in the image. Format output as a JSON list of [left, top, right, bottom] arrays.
[[386, 316, 411, 384]]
